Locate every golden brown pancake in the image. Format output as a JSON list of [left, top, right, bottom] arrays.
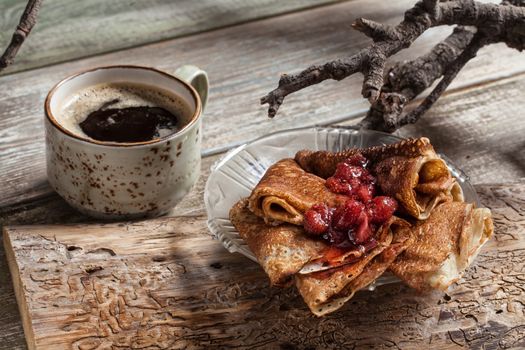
[[295, 217, 412, 316], [389, 201, 493, 291], [295, 137, 434, 177], [230, 199, 325, 287], [248, 158, 347, 225]]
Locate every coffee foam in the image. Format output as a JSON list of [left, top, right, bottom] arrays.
[[58, 82, 193, 140]]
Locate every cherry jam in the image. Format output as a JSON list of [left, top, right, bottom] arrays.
[[303, 154, 397, 250]]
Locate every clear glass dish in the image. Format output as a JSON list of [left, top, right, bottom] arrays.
[[204, 126, 479, 290]]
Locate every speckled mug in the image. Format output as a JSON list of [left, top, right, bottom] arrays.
[[45, 65, 208, 219]]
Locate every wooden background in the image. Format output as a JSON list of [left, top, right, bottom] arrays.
[[0, 0, 524, 349], [0, 0, 340, 75]]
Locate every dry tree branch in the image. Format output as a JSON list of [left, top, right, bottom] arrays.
[[261, 0, 525, 132], [357, 26, 476, 131], [358, 27, 489, 131], [0, 0, 44, 73], [387, 33, 488, 130]]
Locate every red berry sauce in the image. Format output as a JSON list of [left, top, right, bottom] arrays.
[[303, 203, 332, 235], [303, 154, 397, 251]]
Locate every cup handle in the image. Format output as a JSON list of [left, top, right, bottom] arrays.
[[174, 65, 209, 112]]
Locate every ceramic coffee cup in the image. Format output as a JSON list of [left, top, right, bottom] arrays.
[[45, 65, 208, 219]]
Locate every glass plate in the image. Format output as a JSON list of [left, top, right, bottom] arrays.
[[204, 126, 479, 290]]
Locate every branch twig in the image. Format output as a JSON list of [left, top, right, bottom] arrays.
[[385, 33, 488, 130], [0, 0, 43, 73], [358, 26, 476, 131], [261, 0, 525, 131]]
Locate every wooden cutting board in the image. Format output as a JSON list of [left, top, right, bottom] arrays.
[[3, 182, 525, 350]]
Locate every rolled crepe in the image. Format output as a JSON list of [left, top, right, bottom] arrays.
[[248, 158, 347, 225], [230, 199, 406, 287], [389, 201, 494, 291], [295, 217, 413, 316], [230, 199, 326, 286], [295, 138, 458, 219]]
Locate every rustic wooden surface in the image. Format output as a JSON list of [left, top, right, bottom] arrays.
[[1, 0, 525, 208], [0, 0, 340, 75], [1, 0, 524, 349], [3, 181, 524, 350]]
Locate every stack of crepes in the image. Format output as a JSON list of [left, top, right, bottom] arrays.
[[229, 137, 494, 316]]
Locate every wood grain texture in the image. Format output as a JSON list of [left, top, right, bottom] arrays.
[[1, 0, 525, 208], [0, 0, 341, 75], [3, 181, 524, 350], [0, 153, 221, 350]]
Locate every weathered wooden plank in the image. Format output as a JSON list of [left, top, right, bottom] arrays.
[[0, 153, 221, 350], [1, 0, 525, 208], [3, 181, 524, 350], [0, 0, 341, 75]]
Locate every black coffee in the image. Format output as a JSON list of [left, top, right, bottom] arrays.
[[59, 82, 192, 142], [79, 99, 179, 142]]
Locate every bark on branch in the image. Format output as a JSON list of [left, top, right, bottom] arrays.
[[0, 0, 43, 73], [261, 0, 525, 131]]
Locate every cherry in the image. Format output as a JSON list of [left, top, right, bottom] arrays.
[[358, 169, 376, 185], [325, 176, 351, 194], [351, 212, 372, 244], [324, 227, 348, 246], [355, 183, 375, 202], [326, 159, 376, 198], [312, 153, 398, 251], [333, 163, 365, 183], [367, 196, 398, 224], [304, 203, 332, 235], [332, 199, 365, 231]]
